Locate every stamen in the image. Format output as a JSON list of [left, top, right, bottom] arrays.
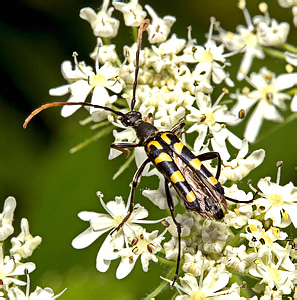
[[72, 52, 88, 77], [276, 161, 283, 185], [95, 38, 103, 74], [205, 17, 216, 50]]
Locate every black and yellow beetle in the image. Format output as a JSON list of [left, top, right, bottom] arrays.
[[23, 19, 254, 286]]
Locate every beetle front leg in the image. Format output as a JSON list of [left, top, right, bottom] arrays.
[[111, 142, 141, 156], [110, 158, 151, 236], [164, 178, 182, 289]]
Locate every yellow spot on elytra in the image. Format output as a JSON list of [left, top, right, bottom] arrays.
[[208, 176, 218, 185], [148, 141, 163, 150], [189, 158, 202, 170], [161, 132, 172, 144], [170, 171, 185, 184], [186, 191, 196, 203], [154, 152, 172, 164], [174, 142, 184, 154]]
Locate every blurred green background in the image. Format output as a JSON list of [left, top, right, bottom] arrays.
[[1, 0, 296, 299]]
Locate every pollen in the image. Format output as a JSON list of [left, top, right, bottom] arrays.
[[204, 110, 216, 126], [272, 227, 279, 236], [282, 210, 289, 220], [249, 224, 257, 232], [198, 50, 214, 63], [267, 267, 281, 283], [189, 291, 207, 300], [89, 73, 107, 87], [267, 193, 284, 206]]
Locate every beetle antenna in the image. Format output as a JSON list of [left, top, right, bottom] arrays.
[[23, 101, 124, 128], [130, 19, 150, 111]]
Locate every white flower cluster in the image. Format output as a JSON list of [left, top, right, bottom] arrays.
[[44, 0, 297, 298], [0, 197, 65, 299]]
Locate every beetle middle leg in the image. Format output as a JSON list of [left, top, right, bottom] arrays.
[[164, 178, 182, 288], [110, 158, 151, 236]]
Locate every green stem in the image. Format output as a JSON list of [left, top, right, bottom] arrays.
[[262, 46, 285, 60], [132, 26, 138, 42], [156, 255, 177, 268], [281, 43, 297, 54], [112, 151, 135, 180], [69, 125, 114, 153], [144, 267, 176, 300]]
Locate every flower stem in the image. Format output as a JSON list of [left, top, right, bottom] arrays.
[[112, 151, 135, 180], [262, 46, 285, 60], [156, 255, 177, 267], [69, 124, 114, 153], [281, 43, 297, 54], [144, 266, 176, 299]]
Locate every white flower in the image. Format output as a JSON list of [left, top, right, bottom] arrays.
[[166, 213, 194, 238], [284, 51, 297, 67], [186, 92, 242, 160], [201, 220, 231, 254], [7, 286, 66, 300], [71, 192, 161, 274], [80, 0, 119, 38], [0, 196, 16, 241], [142, 176, 178, 209], [10, 218, 42, 259], [0, 251, 35, 291], [112, 0, 147, 27], [222, 245, 256, 273], [223, 185, 254, 228], [241, 219, 287, 248], [182, 19, 234, 87], [90, 38, 118, 64], [49, 56, 124, 118], [220, 139, 265, 184], [230, 68, 296, 142], [144, 5, 176, 44], [162, 266, 235, 299], [254, 176, 297, 228], [164, 237, 196, 261], [248, 250, 295, 294], [182, 250, 210, 277], [254, 15, 290, 46], [217, 6, 264, 80], [111, 228, 166, 279]]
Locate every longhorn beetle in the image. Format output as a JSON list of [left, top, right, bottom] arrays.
[[24, 19, 254, 287]]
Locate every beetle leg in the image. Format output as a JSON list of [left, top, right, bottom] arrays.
[[111, 142, 141, 156], [171, 120, 186, 137], [197, 151, 222, 180], [110, 158, 151, 236], [164, 178, 181, 289]]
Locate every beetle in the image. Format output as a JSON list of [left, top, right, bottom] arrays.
[[24, 19, 254, 287]]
